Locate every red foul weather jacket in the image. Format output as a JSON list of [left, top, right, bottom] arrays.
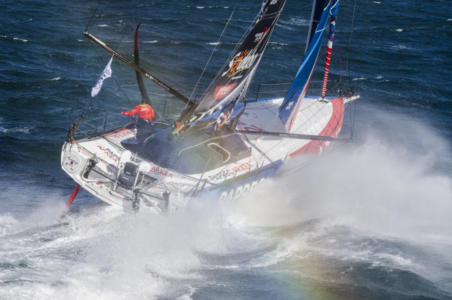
[[122, 104, 155, 122]]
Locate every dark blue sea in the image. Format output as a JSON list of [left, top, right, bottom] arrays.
[[1, 0, 452, 299]]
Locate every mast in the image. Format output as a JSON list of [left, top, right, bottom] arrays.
[[84, 31, 195, 107], [321, 0, 339, 99]]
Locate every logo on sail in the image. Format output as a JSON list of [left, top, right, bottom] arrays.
[[214, 83, 238, 100], [254, 27, 268, 43], [222, 48, 259, 78]]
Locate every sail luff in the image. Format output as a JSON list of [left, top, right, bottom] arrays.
[[277, 0, 333, 132], [83, 31, 196, 106]]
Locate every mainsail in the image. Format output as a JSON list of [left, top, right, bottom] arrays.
[[278, 0, 335, 132], [181, 0, 286, 132]]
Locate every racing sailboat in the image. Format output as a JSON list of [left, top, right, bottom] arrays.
[[61, 0, 358, 215]]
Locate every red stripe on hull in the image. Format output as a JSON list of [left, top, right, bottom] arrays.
[[289, 97, 344, 157]]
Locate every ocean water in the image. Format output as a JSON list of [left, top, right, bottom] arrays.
[[1, 0, 452, 299]]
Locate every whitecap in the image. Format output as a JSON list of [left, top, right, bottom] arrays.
[[144, 40, 158, 44], [50, 77, 61, 81], [275, 24, 295, 31], [447, 19, 452, 22], [393, 29, 404, 32], [208, 42, 221, 46], [0, 127, 31, 134], [373, 1, 381, 3], [283, 17, 309, 26], [13, 37, 28, 43], [353, 77, 367, 81], [376, 76, 383, 79], [196, 6, 205, 9], [171, 41, 181, 44], [392, 45, 409, 50], [97, 24, 109, 27], [269, 42, 288, 46]]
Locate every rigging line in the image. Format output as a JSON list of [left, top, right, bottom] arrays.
[[113, 0, 141, 53], [89, 1, 112, 31], [345, 0, 357, 87], [352, 0, 369, 140], [187, 0, 260, 111], [187, 0, 240, 107], [357, 0, 370, 89], [257, 84, 349, 156], [179, 1, 262, 124], [85, 0, 102, 31], [91, 44, 135, 109]]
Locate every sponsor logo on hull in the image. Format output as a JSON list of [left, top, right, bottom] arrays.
[[219, 178, 266, 202], [151, 166, 173, 178], [97, 145, 120, 162]]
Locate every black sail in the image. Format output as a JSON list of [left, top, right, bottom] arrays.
[[181, 0, 286, 131], [134, 23, 152, 106]]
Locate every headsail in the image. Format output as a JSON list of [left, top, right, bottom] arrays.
[[278, 0, 334, 132], [181, 0, 286, 132]]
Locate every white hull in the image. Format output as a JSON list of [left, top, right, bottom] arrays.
[[61, 96, 357, 214]]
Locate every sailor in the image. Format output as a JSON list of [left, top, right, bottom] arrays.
[[122, 104, 155, 135], [214, 110, 231, 132], [214, 102, 235, 133], [122, 104, 155, 122]]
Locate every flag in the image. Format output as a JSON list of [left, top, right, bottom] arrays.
[[91, 56, 113, 97]]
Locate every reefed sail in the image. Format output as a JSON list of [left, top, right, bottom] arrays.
[[181, 0, 286, 132], [278, 0, 335, 132]]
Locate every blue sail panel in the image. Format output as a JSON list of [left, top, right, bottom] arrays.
[[278, 0, 332, 131]]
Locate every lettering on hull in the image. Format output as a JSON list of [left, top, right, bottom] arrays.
[[219, 178, 265, 202]]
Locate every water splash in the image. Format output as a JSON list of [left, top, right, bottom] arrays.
[[237, 110, 452, 241]]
